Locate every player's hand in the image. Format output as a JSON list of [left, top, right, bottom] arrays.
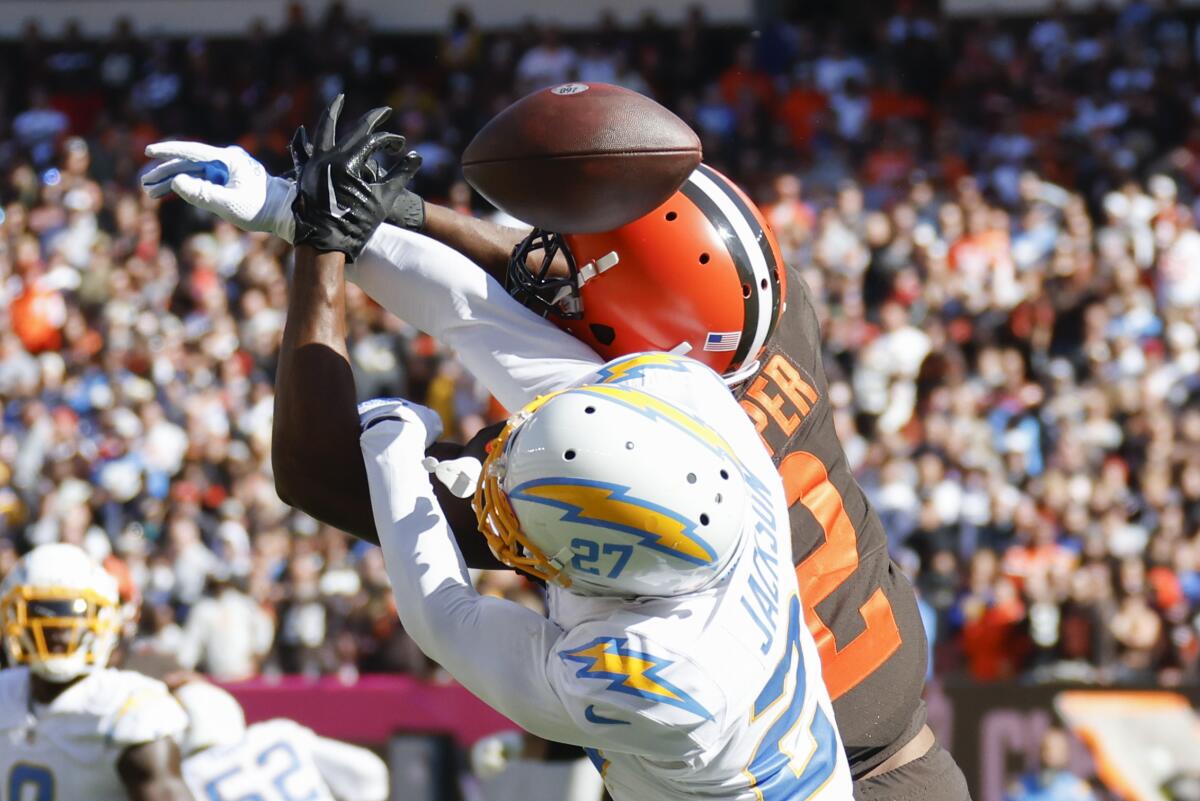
[[291, 95, 414, 261], [470, 730, 526, 779], [289, 116, 425, 232], [141, 141, 298, 242]]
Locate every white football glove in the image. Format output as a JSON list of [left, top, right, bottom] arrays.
[[141, 142, 297, 242], [470, 730, 526, 780]]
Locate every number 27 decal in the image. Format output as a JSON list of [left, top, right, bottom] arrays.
[[570, 539, 633, 578]]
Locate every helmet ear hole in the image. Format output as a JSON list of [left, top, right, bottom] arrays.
[[589, 324, 616, 346]]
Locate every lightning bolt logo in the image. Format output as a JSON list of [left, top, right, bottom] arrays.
[[509, 478, 716, 565], [594, 353, 694, 385], [561, 637, 712, 719], [569, 384, 740, 465]]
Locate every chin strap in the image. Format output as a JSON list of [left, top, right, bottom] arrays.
[[722, 359, 761, 388]]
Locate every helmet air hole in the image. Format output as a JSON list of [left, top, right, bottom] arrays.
[[760, 278, 768, 290], [589, 323, 616, 346], [700, 514, 710, 526], [625, 441, 635, 450], [742, 283, 752, 298], [715, 493, 723, 503], [585, 406, 595, 414], [686, 473, 697, 484], [720, 469, 729, 480], [699, 252, 710, 265], [564, 450, 576, 460], [665, 211, 678, 221]]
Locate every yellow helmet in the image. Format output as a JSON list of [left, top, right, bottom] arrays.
[[0, 543, 122, 682]]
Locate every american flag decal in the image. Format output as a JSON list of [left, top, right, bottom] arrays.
[[703, 331, 741, 352]]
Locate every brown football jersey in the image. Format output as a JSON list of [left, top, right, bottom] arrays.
[[733, 263, 928, 777]]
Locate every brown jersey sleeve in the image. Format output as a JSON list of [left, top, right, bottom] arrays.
[[735, 265, 929, 777]]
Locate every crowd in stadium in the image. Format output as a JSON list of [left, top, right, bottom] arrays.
[[1, 0, 1200, 689]]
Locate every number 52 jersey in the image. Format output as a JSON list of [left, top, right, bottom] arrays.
[[183, 719, 336, 801]]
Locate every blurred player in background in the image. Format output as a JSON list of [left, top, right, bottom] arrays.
[[0, 543, 194, 801], [143, 86, 967, 799], [172, 681, 389, 801]]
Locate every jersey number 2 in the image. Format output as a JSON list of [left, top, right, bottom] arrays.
[[780, 452, 902, 699]]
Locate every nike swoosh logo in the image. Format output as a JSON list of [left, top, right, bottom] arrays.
[[327, 166, 351, 219], [584, 705, 629, 726]]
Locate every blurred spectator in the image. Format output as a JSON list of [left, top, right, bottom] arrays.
[[1005, 728, 1097, 801], [178, 572, 274, 681], [12, 87, 67, 167], [514, 25, 576, 93]]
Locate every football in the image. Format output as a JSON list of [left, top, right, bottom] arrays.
[[462, 82, 702, 233]]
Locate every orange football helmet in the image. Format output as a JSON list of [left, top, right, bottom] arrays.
[[506, 164, 787, 380]]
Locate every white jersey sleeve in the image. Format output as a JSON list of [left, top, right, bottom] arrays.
[[88, 669, 190, 748], [350, 225, 603, 410], [309, 734, 389, 801], [361, 400, 728, 763], [360, 404, 588, 744]]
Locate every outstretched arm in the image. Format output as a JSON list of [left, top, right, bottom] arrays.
[[276, 245, 508, 564], [273, 246, 378, 541], [142, 137, 593, 411], [360, 401, 588, 743], [423, 203, 532, 285], [350, 224, 602, 412]]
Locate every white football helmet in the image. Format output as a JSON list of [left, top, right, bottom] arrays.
[[0, 543, 122, 682], [475, 384, 748, 597], [175, 681, 247, 755]]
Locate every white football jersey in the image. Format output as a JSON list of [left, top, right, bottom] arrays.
[[364, 351, 853, 801], [182, 719, 335, 801], [542, 353, 852, 799], [0, 666, 188, 801]]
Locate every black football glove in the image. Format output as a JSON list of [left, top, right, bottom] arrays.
[[289, 103, 426, 234], [291, 95, 415, 261]]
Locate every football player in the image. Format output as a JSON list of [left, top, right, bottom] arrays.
[[172, 680, 389, 801], [142, 92, 968, 800], [0, 543, 194, 801], [360, 352, 855, 800], [150, 101, 856, 800]]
